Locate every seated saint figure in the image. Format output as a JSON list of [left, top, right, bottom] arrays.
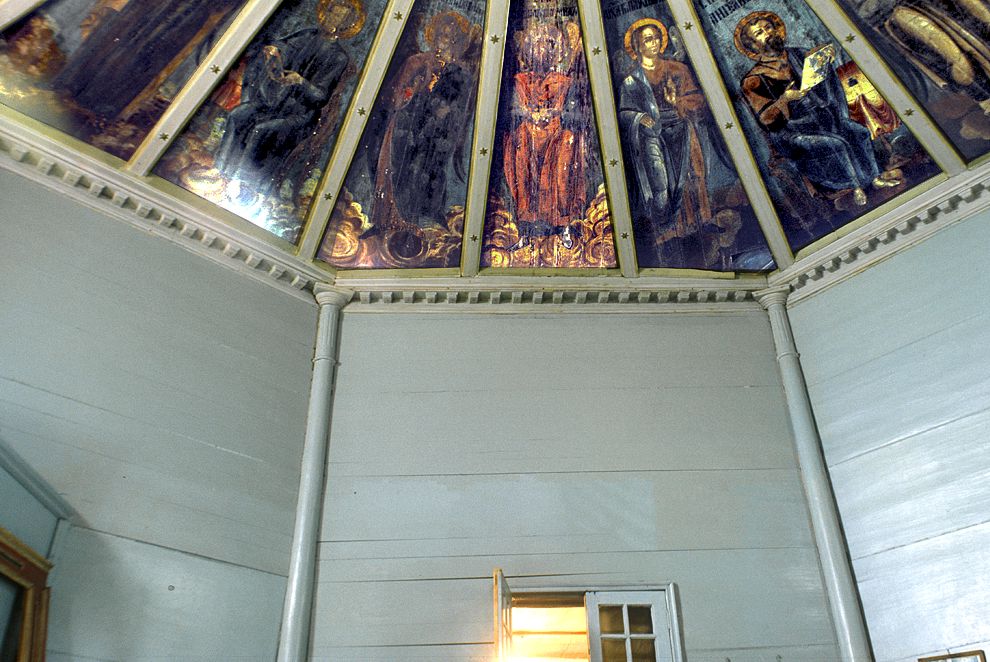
[[618, 18, 735, 263], [735, 11, 902, 207], [213, 0, 365, 201]]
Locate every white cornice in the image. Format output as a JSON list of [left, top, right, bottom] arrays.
[[329, 275, 766, 313], [770, 164, 990, 305]]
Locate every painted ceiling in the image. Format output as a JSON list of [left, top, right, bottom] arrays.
[[0, 0, 985, 279]]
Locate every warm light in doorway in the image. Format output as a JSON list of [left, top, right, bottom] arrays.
[[508, 606, 590, 661]]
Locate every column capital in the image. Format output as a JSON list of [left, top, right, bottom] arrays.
[[754, 285, 791, 310], [314, 285, 353, 309]]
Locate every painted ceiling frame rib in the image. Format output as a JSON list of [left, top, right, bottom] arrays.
[[125, 0, 289, 177], [806, 0, 965, 176], [0, 0, 45, 32], [577, 0, 639, 278], [460, 0, 512, 277], [295, 0, 417, 262], [665, 0, 794, 270]]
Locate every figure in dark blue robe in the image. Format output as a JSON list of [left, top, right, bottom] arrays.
[[618, 20, 736, 267], [736, 12, 902, 206], [214, 4, 360, 197], [53, 0, 241, 119]]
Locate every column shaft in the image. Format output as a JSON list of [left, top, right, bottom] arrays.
[[758, 287, 873, 662], [277, 289, 350, 662]]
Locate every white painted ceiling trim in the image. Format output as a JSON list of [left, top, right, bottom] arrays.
[[328, 273, 766, 312]]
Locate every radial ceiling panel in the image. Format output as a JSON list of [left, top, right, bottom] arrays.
[[690, 0, 942, 252], [831, 0, 990, 164], [153, 0, 390, 245], [481, 0, 619, 269], [599, 0, 775, 271], [0, 0, 248, 160], [316, 0, 485, 269]]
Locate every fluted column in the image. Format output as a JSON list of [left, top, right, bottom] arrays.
[[756, 286, 873, 662], [277, 286, 352, 662]]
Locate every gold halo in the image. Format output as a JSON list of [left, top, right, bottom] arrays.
[[424, 10, 471, 53], [624, 18, 668, 59], [733, 11, 786, 60], [317, 0, 366, 40]]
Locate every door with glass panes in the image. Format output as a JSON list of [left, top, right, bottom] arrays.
[[586, 591, 675, 662], [494, 570, 683, 662]]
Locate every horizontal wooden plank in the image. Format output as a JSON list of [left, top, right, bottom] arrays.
[[808, 312, 990, 465], [854, 521, 990, 662], [0, 272, 314, 386], [3, 427, 294, 574], [830, 407, 990, 560], [0, 296, 312, 425], [328, 385, 796, 474], [0, 382, 305, 485], [312, 548, 833, 651], [321, 470, 813, 554], [0, 325, 310, 471], [789, 212, 990, 385], [684, 644, 840, 661], [311, 577, 491, 648], [48, 527, 285, 662], [0, 169, 316, 357], [335, 313, 781, 392], [310, 644, 493, 661]]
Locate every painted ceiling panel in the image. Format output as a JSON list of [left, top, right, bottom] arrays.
[[153, 0, 389, 245], [316, 0, 485, 268], [481, 0, 619, 269], [0, 0, 247, 160], [601, 0, 774, 271], [833, 0, 990, 163], [692, 0, 942, 252], [0, 0, 980, 276]]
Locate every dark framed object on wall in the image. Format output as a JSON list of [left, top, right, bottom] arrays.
[[919, 651, 987, 662], [0, 525, 51, 662]]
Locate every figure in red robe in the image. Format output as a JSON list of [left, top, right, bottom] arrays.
[[503, 19, 588, 249]]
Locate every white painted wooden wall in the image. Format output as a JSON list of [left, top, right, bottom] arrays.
[[0, 169, 318, 660], [313, 311, 839, 661], [789, 210, 990, 662], [47, 527, 286, 662]]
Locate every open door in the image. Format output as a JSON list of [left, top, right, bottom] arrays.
[[494, 568, 512, 661]]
